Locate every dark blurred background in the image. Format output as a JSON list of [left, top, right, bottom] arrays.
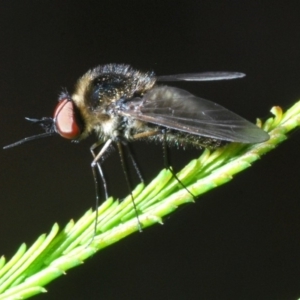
[[0, 1, 300, 299]]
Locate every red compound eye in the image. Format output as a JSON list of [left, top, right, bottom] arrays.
[[53, 98, 83, 139]]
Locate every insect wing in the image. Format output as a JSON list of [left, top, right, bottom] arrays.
[[119, 86, 269, 143], [156, 72, 245, 82]]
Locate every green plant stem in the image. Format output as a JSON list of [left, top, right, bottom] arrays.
[[0, 101, 299, 299]]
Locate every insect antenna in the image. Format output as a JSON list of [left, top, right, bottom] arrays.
[[3, 117, 55, 149], [162, 129, 195, 200], [3, 132, 55, 149]]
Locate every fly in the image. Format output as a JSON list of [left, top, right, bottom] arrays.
[[3, 64, 269, 234]]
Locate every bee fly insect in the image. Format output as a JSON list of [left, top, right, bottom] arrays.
[[3, 64, 269, 237]]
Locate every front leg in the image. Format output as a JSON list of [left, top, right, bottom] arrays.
[[90, 139, 112, 200]]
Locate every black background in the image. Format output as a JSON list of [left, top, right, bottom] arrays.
[[0, 1, 300, 299]]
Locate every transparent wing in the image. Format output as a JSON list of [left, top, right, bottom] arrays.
[[119, 86, 269, 143], [156, 72, 245, 82]]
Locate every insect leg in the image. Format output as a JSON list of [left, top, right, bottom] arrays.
[[161, 129, 195, 199], [90, 140, 108, 199], [89, 139, 113, 242], [115, 140, 142, 232], [132, 130, 160, 139], [125, 143, 144, 183]]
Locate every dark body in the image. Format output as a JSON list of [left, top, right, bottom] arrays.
[[67, 64, 268, 152]]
